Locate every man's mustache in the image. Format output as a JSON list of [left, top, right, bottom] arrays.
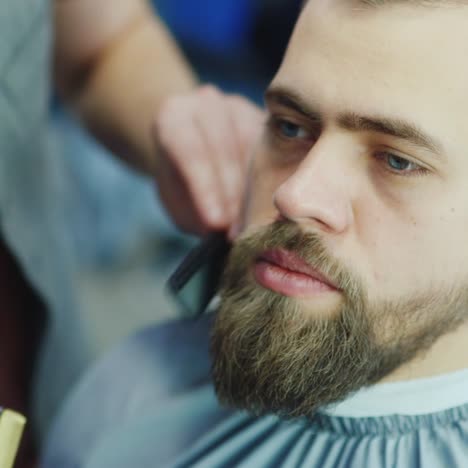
[[234, 219, 359, 296]]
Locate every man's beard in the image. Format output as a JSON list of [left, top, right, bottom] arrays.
[[211, 220, 468, 419]]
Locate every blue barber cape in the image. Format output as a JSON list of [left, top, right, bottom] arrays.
[[42, 315, 468, 468]]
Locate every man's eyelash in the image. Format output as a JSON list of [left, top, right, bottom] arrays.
[[267, 116, 316, 140], [374, 152, 430, 178]]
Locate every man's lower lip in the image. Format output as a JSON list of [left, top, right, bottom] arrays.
[[253, 260, 337, 298]]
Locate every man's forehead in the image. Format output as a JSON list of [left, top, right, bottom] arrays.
[[287, 1, 468, 88], [286, 0, 468, 93]]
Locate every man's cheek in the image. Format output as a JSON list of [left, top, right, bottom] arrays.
[[244, 173, 290, 228]]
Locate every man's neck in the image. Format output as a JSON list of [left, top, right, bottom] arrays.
[[381, 321, 468, 383], [323, 367, 468, 418]]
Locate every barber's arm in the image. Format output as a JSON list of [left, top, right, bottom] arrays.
[[54, 0, 264, 235]]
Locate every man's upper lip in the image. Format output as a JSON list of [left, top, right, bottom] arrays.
[[258, 249, 338, 289]]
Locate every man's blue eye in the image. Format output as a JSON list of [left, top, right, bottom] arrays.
[[377, 151, 424, 174], [387, 154, 412, 171], [375, 151, 428, 177], [279, 121, 305, 138]]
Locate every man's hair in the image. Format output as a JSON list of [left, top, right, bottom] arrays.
[[302, 0, 463, 7], [360, 0, 462, 4]]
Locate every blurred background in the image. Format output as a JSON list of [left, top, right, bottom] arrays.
[[53, 0, 302, 359]]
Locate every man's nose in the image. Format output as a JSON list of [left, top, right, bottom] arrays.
[[273, 142, 355, 234]]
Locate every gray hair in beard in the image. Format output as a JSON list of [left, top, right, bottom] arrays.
[[211, 221, 468, 419]]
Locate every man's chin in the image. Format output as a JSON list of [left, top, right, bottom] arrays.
[[296, 294, 344, 319], [211, 297, 374, 419], [211, 364, 362, 420]]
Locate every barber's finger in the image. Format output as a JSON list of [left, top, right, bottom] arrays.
[[194, 86, 243, 220], [226, 96, 266, 237], [153, 102, 229, 230], [227, 95, 266, 168], [154, 149, 211, 234]]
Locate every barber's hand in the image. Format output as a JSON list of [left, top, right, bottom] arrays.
[[152, 85, 265, 236]]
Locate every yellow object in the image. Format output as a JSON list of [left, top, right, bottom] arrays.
[[0, 410, 26, 468]]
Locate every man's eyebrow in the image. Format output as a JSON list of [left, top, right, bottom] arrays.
[[264, 86, 444, 157], [265, 87, 322, 122], [338, 113, 443, 155]]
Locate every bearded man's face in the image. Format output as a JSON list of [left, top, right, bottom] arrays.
[[211, 1, 468, 418]]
